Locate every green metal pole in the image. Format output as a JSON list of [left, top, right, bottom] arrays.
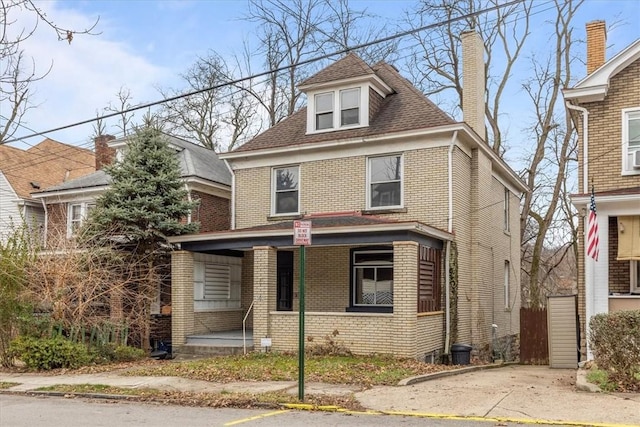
[[298, 244, 305, 401]]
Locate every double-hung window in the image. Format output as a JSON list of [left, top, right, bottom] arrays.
[[67, 202, 95, 237], [622, 108, 640, 173], [315, 93, 334, 130], [352, 249, 393, 308], [503, 188, 510, 232], [340, 88, 360, 126], [368, 154, 402, 208], [272, 166, 300, 215]]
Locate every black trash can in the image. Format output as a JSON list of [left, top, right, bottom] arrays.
[[451, 343, 472, 365]]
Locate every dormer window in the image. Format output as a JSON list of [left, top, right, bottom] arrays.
[[315, 92, 334, 130], [308, 86, 366, 133], [340, 88, 360, 126]]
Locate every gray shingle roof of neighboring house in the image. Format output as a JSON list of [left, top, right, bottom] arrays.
[[34, 133, 231, 194], [231, 55, 455, 153]]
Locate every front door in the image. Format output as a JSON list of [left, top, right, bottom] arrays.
[[277, 251, 293, 311]]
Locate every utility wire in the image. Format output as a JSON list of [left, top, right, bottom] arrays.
[[1, 0, 526, 145]]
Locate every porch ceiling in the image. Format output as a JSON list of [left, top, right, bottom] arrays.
[[170, 215, 451, 253]]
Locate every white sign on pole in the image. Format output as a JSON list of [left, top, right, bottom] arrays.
[[293, 220, 312, 245]]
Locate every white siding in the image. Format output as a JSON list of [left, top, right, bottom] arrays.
[[0, 172, 24, 242]]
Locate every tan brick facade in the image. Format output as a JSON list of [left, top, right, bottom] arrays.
[[586, 21, 606, 75], [227, 140, 521, 357], [571, 55, 640, 358]]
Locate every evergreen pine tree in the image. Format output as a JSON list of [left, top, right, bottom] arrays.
[[85, 127, 199, 253]]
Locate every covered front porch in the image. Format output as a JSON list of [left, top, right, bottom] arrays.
[[169, 214, 453, 360]]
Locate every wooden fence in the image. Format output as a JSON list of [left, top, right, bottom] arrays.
[[520, 307, 549, 364]]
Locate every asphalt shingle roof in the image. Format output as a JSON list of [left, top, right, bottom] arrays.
[[36, 133, 231, 194], [0, 139, 95, 199], [232, 55, 455, 153]]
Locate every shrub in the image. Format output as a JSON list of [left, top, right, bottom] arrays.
[[8, 336, 94, 370], [306, 330, 352, 357], [589, 310, 640, 391], [95, 343, 146, 362]]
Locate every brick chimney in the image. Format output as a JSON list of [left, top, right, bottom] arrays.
[[461, 30, 486, 140], [586, 20, 607, 75], [94, 134, 116, 170]]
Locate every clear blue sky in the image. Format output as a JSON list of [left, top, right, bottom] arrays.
[[5, 0, 640, 152]]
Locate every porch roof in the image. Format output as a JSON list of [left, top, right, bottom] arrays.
[[169, 214, 452, 252], [570, 186, 640, 205]]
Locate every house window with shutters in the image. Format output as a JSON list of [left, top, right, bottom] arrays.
[[193, 256, 241, 311], [418, 245, 441, 313]]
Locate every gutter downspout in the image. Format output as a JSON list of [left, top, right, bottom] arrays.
[[565, 102, 589, 193], [223, 159, 235, 230], [444, 130, 458, 355], [40, 198, 48, 248], [184, 183, 193, 224], [565, 101, 592, 359]]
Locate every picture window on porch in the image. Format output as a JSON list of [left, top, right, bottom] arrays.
[[194, 261, 241, 310], [351, 248, 393, 311], [272, 166, 299, 215], [368, 154, 403, 209]]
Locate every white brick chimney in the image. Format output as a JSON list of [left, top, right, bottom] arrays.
[[461, 30, 486, 140]]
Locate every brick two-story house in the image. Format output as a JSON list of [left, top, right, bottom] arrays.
[[565, 22, 640, 359], [169, 31, 528, 361], [31, 132, 232, 344]]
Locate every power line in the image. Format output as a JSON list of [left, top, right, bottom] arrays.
[[1, 0, 526, 145]]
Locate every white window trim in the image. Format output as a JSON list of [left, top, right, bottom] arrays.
[[631, 261, 640, 294], [621, 107, 640, 176], [306, 84, 369, 134], [504, 188, 510, 232], [66, 202, 94, 238], [271, 165, 300, 217], [366, 154, 404, 210], [504, 260, 511, 309]]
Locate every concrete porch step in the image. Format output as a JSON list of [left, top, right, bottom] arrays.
[[176, 330, 254, 357]]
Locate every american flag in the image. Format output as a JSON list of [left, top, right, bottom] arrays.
[[587, 187, 599, 262]]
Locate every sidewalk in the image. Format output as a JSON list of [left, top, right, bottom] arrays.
[[1, 364, 639, 427]]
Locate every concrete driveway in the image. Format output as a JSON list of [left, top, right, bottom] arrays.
[[356, 365, 640, 426]]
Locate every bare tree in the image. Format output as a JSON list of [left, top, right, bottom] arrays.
[[104, 86, 135, 137], [156, 53, 257, 151], [519, 0, 582, 307], [239, 0, 398, 129], [404, 0, 582, 307], [404, 0, 531, 154], [0, 0, 98, 143]]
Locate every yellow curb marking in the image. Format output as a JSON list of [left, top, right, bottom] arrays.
[[283, 404, 637, 427], [223, 410, 290, 426]]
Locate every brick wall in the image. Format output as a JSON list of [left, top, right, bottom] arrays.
[[193, 310, 243, 334], [233, 141, 519, 352], [574, 58, 640, 356], [171, 251, 194, 345], [586, 21, 606, 75], [191, 190, 230, 232], [580, 60, 640, 191]]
